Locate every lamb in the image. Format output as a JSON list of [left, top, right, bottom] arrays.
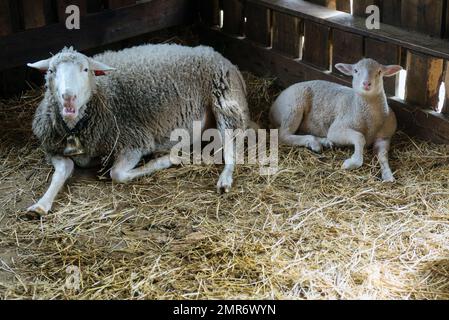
[[27, 44, 250, 214], [270, 58, 402, 182]]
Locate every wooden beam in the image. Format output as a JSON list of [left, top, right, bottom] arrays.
[[107, 0, 136, 9], [0, 0, 14, 36], [200, 27, 449, 144], [222, 0, 244, 36], [332, 29, 364, 71], [303, 20, 330, 69], [245, 0, 449, 61], [306, 0, 336, 9], [0, 0, 195, 70], [442, 63, 449, 115], [336, 0, 351, 13], [198, 0, 220, 26], [21, 0, 49, 30], [401, 0, 445, 37], [382, 0, 402, 27], [405, 51, 444, 110]]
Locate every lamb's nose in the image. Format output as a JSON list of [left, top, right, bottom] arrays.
[[62, 93, 77, 102], [362, 81, 372, 88]]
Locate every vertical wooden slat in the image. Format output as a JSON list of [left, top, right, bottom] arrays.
[[442, 63, 449, 115], [0, 0, 14, 36], [405, 51, 444, 110], [107, 0, 135, 9], [199, 0, 220, 26], [365, 38, 401, 96], [336, 0, 351, 13], [444, 2, 449, 38], [222, 0, 244, 36], [332, 29, 364, 69], [21, 0, 48, 29], [245, 2, 270, 46], [272, 11, 301, 58], [382, 0, 402, 27], [57, 0, 87, 22], [401, 0, 445, 37], [352, 0, 380, 16], [303, 20, 330, 70]]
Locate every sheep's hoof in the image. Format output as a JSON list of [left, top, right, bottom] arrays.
[[217, 174, 233, 194], [342, 158, 363, 170], [26, 203, 50, 216], [319, 138, 334, 149], [381, 173, 395, 183], [307, 139, 323, 153]]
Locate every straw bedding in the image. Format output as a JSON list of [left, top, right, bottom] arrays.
[[0, 73, 448, 300]]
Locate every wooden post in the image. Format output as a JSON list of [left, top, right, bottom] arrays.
[[0, 0, 13, 36], [198, 0, 220, 27], [401, 0, 445, 37], [21, 0, 49, 29], [405, 51, 444, 110], [272, 11, 301, 58], [365, 38, 401, 96], [332, 29, 364, 72], [303, 20, 331, 70], [382, 0, 401, 27], [245, 2, 270, 47], [222, 0, 244, 36]]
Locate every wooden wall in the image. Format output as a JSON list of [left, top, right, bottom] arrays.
[[199, 0, 449, 144]]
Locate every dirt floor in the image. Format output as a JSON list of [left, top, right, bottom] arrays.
[[0, 73, 449, 299]]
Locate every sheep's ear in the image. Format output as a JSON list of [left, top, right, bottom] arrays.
[[335, 63, 354, 76], [27, 58, 51, 72], [382, 65, 402, 77], [88, 58, 116, 76]]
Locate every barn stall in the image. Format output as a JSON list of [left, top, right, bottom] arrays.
[[0, 0, 448, 299]]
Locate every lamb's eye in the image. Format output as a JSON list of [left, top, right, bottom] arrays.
[[354, 69, 358, 74], [84, 68, 89, 72], [48, 70, 54, 74]]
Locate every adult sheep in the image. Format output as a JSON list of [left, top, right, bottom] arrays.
[[27, 45, 250, 214]]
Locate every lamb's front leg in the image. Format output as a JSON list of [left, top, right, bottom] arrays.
[[374, 138, 395, 182], [27, 156, 74, 215], [328, 128, 366, 170]]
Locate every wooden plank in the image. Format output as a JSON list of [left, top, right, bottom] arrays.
[[336, 0, 351, 13], [107, 0, 136, 9], [352, 0, 380, 17], [245, 0, 449, 61], [87, 0, 106, 13], [57, 0, 87, 22], [222, 0, 244, 36], [0, 0, 13, 36], [365, 37, 400, 96], [245, 2, 270, 46], [272, 11, 301, 58], [198, 0, 220, 26], [442, 63, 449, 115], [303, 20, 330, 69], [306, 0, 336, 9], [401, 0, 445, 37], [21, 0, 49, 29], [201, 27, 449, 144], [445, 1, 449, 39], [381, 0, 401, 27], [405, 51, 444, 110], [0, 0, 195, 70], [332, 29, 364, 72]]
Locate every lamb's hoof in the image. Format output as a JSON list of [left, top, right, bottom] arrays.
[[217, 174, 233, 194], [26, 203, 49, 218], [307, 139, 323, 153], [342, 158, 363, 170], [320, 138, 334, 149], [382, 174, 395, 183]]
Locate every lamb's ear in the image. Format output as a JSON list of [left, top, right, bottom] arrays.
[[27, 58, 51, 72], [335, 63, 354, 76], [382, 65, 402, 77], [88, 58, 116, 76]]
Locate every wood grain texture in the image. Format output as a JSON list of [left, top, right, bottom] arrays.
[[382, 0, 402, 27], [400, 0, 445, 37], [332, 29, 364, 70], [0, 0, 194, 70], [306, 0, 336, 9], [272, 11, 301, 58], [303, 20, 330, 69], [365, 37, 400, 96], [336, 0, 351, 13], [21, 0, 48, 29], [107, 0, 136, 9], [442, 63, 449, 115], [198, 0, 220, 26], [245, 2, 271, 46], [405, 51, 444, 110], [222, 0, 244, 36], [352, 0, 380, 17], [0, 0, 13, 36]]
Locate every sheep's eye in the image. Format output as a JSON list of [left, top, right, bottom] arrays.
[[48, 69, 54, 74], [84, 68, 89, 72], [354, 69, 358, 74]]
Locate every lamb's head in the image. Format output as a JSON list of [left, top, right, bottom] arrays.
[[335, 58, 402, 96], [28, 47, 115, 122]]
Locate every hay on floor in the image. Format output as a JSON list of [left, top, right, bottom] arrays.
[[0, 73, 449, 299]]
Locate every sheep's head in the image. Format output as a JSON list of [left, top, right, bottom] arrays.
[[28, 47, 115, 122], [335, 58, 402, 96]]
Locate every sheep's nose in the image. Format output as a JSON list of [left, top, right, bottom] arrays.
[[362, 81, 372, 88], [62, 93, 77, 102]]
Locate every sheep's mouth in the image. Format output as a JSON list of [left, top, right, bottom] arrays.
[[62, 106, 77, 118]]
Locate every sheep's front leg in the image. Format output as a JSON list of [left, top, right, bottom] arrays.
[[27, 156, 74, 215], [328, 128, 366, 170], [110, 150, 173, 183], [374, 138, 395, 182]]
